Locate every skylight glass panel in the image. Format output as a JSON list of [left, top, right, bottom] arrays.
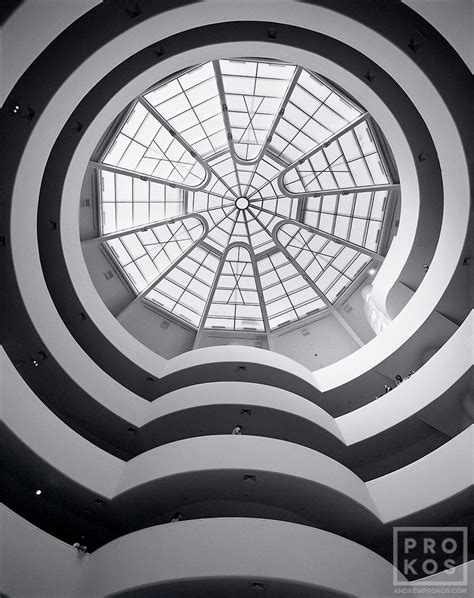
[[188, 165, 235, 215], [281, 120, 389, 195], [205, 246, 264, 331], [202, 205, 241, 251], [276, 222, 372, 303], [106, 217, 205, 293], [101, 100, 208, 188], [146, 245, 220, 326], [219, 59, 296, 162], [302, 190, 388, 251], [257, 250, 326, 329], [144, 62, 227, 158], [239, 154, 282, 199], [95, 58, 395, 335], [99, 171, 184, 234], [271, 69, 363, 164]]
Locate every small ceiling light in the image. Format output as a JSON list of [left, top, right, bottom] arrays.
[[35, 489, 42, 496], [368, 268, 376, 276]]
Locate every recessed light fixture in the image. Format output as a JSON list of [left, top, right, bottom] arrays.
[[35, 489, 42, 496], [368, 268, 377, 276]]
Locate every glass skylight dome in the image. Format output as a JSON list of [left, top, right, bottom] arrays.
[[92, 58, 397, 339]]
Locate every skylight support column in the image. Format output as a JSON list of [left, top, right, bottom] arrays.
[[192, 245, 229, 350], [298, 183, 400, 198], [273, 219, 384, 261], [256, 65, 303, 164], [248, 246, 275, 350], [377, 189, 399, 256], [82, 213, 207, 247], [89, 160, 209, 192], [295, 197, 305, 222], [116, 234, 207, 322], [275, 242, 364, 347], [212, 59, 235, 161]]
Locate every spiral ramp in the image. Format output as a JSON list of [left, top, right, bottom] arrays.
[[0, 1, 472, 597]]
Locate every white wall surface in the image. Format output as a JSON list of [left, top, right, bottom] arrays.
[[0, 504, 87, 598], [403, 0, 473, 73], [115, 435, 377, 513], [337, 311, 473, 443], [0, 0, 101, 105], [367, 425, 473, 521], [2, 501, 470, 598], [75, 518, 399, 597], [0, 347, 124, 496], [121, 302, 195, 358], [273, 313, 360, 370]]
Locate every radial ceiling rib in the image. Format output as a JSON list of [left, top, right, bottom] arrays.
[[105, 216, 207, 319], [247, 242, 274, 349], [192, 245, 230, 347], [99, 97, 211, 191], [202, 243, 266, 333], [245, 206, 280, 254], [273, 226, 365, 344], [207, 152, 242, 198], [201, 205, 243, 251], [240, 153, 285, 200], [214, 59, 298, 165], [256, 249, 326, 330], [145, 244, 221, 328], [270, 69, 364, 165]]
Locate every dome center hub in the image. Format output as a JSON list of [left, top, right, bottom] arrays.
[[235, 196, 249, 210]]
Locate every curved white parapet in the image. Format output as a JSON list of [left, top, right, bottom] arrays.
[[337, 311, 473, 444], [0, 504, 88, 598], [2, 361, 471, 525], [145, 381, 342, 440], [0, 347, 123, 497], [3, 501, 472, 598], [114, 435, 378, 516], [162, 345, 319, 387], [4, 0, 468, 408], [1, 314, 471, 507], [75, 518, 399, 598], [367, 425, 473, 522], [112, 429, 473, 526]]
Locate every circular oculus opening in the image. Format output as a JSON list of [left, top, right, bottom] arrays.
[[235, 197, 250, 210]]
